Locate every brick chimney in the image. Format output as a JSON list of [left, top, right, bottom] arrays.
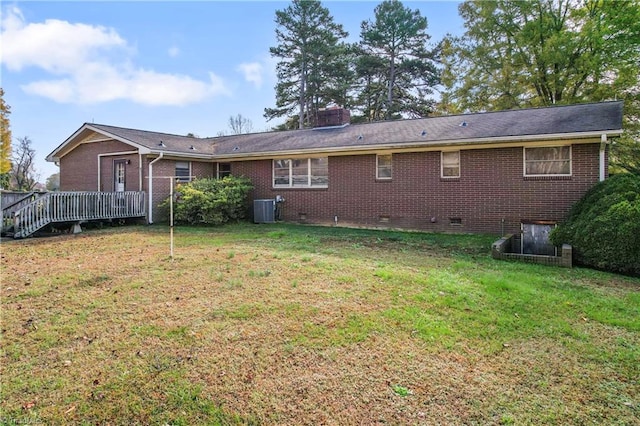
[[315, 106, 350, 127]]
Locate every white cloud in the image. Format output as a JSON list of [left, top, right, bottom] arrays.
[[22, 79, 76, 103], [168, 46, 180, 58], [1, 6, 127, 74], [128, 71, 229, 106], [22, 66, 230, 106], [237, 62, 264, 88], [1, 6, 229, 106]]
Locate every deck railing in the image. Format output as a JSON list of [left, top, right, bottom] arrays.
[[1, 191, 47, 234], [12, 191, 146, 238]]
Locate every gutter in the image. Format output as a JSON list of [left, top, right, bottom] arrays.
[[147, 152, 164, 224], [147, 149, 214, 161]]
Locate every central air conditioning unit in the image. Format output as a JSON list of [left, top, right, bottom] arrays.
[[253, 199, 275, 223]]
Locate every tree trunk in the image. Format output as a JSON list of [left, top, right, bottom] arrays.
[[387, 55, 395, 120], [299, 70, 306, 129]]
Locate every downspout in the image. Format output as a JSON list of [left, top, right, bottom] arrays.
[[138, 153, 143, 191], [148, 152, 164, 224], [599, 134, 607, 182]]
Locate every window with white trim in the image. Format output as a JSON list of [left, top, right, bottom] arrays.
[[524, 146, 571, 176], [175, 161, 191, 182], [273, 157, 328, 188], [441, 151, 460, 178], [377, 154, 392, 179]]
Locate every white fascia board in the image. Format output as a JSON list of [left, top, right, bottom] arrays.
[[46, 124, 91, 162]]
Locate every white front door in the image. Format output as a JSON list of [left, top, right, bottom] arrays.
[[114, 160, 126, 192]]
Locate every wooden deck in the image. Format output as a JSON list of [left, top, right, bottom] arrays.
[[2, 191, 146, 238]]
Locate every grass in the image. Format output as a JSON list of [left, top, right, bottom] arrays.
[[1, 223, 638, 424]]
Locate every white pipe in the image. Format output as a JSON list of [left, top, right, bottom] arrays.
[[148, 152, 164, 224], [97, 150, 138, 191], [600, 134, 607, 182], [138, 153, 143, 191]]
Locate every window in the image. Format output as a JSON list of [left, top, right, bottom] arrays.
[[274, 159, 291, 186], [442, 151, 460, 178], [524, 146, 571, 176], [273, 157, 328, 188], [377, 154, 392, 179], [217, 163, 231, 179], [310, 157, 328, 186], [175, 161, 191, 182]]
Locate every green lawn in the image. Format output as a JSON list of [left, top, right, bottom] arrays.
[[1, 223, 638, 424]]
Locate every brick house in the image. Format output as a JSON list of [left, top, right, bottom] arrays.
[[46, 101, 623, 235]]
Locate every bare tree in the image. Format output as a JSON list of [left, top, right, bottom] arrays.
[[228, 114, 253, 134], [11, 136, 39, 191]]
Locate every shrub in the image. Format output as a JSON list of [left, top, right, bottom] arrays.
[[550, 173, 640, 276], [162, 176, 253, 226]]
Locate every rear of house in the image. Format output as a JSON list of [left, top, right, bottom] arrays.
[[46, 101, 623, 236], [232, 144, 602, 234]]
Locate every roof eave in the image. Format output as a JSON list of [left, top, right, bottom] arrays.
[[212, 129, 623, 160], [147, 150, 214, 160], [46, 123, 92, 162], [46, 123, 154, 162]]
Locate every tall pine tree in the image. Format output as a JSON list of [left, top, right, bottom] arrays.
[[358, 0, 440, 120], [265, 0, 349, 129], [351, 45, 389, 123]]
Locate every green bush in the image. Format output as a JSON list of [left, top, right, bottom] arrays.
[[550, 173, 640, 276], [162, 176, 253, 226]]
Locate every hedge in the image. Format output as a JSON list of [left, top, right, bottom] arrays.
[[550, 173, 640, 276], [162, 176, 253, 226]]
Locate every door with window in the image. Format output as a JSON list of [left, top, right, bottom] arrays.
[[114, 160, 126, 192]]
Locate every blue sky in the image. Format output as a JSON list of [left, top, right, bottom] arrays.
[[1, 1, 464, 180]]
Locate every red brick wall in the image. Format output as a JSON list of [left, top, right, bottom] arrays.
[[233, 144, 601, 235], [60, 140, 602, 233], [60, 140, 138, 191]]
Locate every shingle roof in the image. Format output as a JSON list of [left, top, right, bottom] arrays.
[[89, 124, 216, 155], [72, 101, 624, 159], [209, 101, 623, 156]]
